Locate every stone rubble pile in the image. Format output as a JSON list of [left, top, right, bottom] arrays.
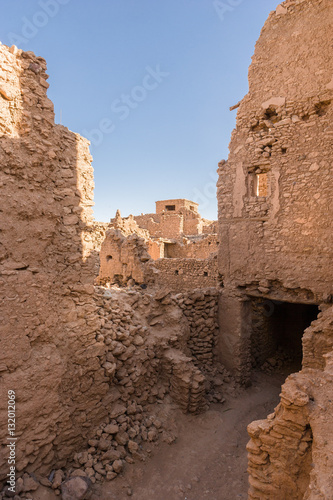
[[94, 286, 215, 415], [0, 41, 229, 497], [1, 282, 229, 499], [259, 347, 296, 374]]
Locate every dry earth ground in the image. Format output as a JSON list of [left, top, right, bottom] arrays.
[[92, 371, 287, 500]]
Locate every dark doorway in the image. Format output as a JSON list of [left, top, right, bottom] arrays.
[[250, 299, 319, 374]]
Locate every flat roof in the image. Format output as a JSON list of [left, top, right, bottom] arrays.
[[155, 199, 199, 206]]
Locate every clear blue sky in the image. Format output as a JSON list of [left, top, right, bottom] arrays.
[[0, 0, 278, 221]]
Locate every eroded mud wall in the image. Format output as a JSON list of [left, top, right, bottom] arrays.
[[215, 0, 333, 497], [0, 44, 109, 478], [0, 43, 215, 483], [217, 0, 333, 375]]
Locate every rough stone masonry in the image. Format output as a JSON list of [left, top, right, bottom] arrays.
[[0, 42, 224, 496], [0, 0, 333, 498], [215, 0, 333, 497]]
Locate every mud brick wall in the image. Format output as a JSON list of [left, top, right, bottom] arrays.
[[134, 208, 215, 239], [217, 0, 333, 380], [0, 42, 208, 485], [202, 220, 217, 234], [182, 210, 202, 236], [217, 0, 333, 302], [134, 212, 184, 239], [97, 229, 151, 285], [97, 229, 218, 289], [236, 1, 333, 497], [165, 234, 218, 259], [155, 199, 198, 214], [109, 212, 150, 239], [0, 44, 114, 480]]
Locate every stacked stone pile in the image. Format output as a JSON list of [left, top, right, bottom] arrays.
[[67, 399, 175, 486], [0, 399, 176, 498], [175, 288, 219, 368], [162, 349, 207, 413], [203, 363, 235, 404], [94, 287, 208, 414]]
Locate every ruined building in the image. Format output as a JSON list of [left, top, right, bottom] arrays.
[[0, 43, 223, 497], [216, 0, 333, 497], [0, 0, 333, 498], [98, 199, 219, 291]]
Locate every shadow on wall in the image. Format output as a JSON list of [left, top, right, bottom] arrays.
[[0, 44, 108, 481]]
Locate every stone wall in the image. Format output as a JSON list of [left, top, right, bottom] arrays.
[[133, 206, 216, 239], [220, 1, 333, 498], [98, 227, 219, 291], [155, 199, 199, 214], [151, 256, 219, 292], [247, 305, 333, 499], [0, 43, 112, 480], [98, 229, 151, 285], [0, 43, 214, 488], [134, 212, 184, 239], [174, 289, 219, 368], [94, 287, 207, 415], [217, 0, 333, 377], [202, 220, 217, 234], [165, 234, 218, 259], [109, 211, 150, 239]]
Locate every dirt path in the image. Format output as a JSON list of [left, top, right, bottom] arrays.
[[93, 371, 286, 500]]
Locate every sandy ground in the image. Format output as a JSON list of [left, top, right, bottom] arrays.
[[92, 371, 286, 500]]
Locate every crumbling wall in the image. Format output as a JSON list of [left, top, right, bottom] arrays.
[[181, 208, 202, 236], [247, 306, 333, 499], [134, 212, 184, 239], [150, 256, 219, 292], [110, 211, 150, 239], [165, 234, 218, 259], [0, 43, 110, 479], [217, 0, 333, 376], [202, 220, 217, 234], [0, 43, 213, 489], [217, 0, 333, 297], [133, 206, 216, 239], [98, 228, 219, 291], [94, 287, 207, 415], [228, 1, 333, 497], [97, 229, 151, 285]]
